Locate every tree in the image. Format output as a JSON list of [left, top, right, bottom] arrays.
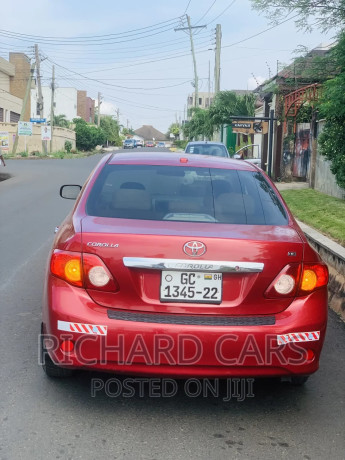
[[251, 0, 345, 32], [318, 31, 345, 189], [100, 116, 121, 146], [73, 118, 106, 151], [183, 108, 214, 140], [166, 123, 180, 139], [53, 114, 70, 128], [209, 91, 256, 128]]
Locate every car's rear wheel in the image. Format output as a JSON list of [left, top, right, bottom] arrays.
[[41, 325, 74, 378], [282, 375, 309, 385]]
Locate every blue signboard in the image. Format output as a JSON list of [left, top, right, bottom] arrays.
[[30, 118, 47, 123]]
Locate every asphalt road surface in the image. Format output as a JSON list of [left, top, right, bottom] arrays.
[[1, 152, 344, 460]]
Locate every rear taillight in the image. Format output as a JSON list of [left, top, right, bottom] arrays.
[[265, 264, 301, 298], [265, 263, 328, 298], [299, 263, 328, 294], [50, 250, 119, 292]]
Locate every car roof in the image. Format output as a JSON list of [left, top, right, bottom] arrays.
[[107, 151, 257, 171], [186, 141, 226, 146]]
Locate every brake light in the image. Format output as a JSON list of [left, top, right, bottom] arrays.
[[51, 251, 82, 287], [50, 250, 119, 292], [299, 263, 328, 294], [265, 262, 328, 298]]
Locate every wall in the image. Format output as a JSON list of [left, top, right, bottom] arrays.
[[0, 122, 75, 153], [314, 120, 345, 199]]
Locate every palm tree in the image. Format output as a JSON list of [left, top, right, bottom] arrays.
[[53, 114, 70, 128]]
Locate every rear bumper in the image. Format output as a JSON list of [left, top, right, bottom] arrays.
[[42, 277, 328, 378]]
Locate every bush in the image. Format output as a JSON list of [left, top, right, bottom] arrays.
[[174, 140, 188, 150], [64, 140, 72, 153], [73, 118, 106, 151]]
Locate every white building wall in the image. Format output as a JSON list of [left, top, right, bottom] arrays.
[[31, 86, 77, 122]]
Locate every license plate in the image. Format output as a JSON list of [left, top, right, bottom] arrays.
[[160, 271, 222, 303]]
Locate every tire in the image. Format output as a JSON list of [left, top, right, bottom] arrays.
[[40, 326, 74, 378], [286, 375, 309, 385]]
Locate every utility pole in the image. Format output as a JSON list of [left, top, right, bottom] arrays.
[[116, 108, 120, 124], [97, 92, 102, 127], [267, 109, 275, 178], [12, 61, 36, 155], [35, 44, 46, 154], [208, 60, 211, 107], [175, 16, 206, 108], [214, 24, 222, 94], [50, 65, 55, 153]]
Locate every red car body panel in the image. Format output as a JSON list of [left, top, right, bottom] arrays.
[[42, 152, 328, 378]]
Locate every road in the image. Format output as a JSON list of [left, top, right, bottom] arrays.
[[0, 153, 344, 460]]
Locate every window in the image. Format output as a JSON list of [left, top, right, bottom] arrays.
[[86, 165, 288, 225], [199, 98, 202, 105], [10, 111, 20, 123]]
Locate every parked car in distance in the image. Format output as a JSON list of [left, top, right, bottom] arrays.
[[235, 144, 261, 167], [145, 140, 155, 147], [136, 140, 144, 148], [42, 152, 328, 384], [156, 142, 166, 148], [123, 139, 136, 149], [185, 141, 229, 158]]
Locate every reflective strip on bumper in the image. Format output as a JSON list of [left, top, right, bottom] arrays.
[[277, 331, 320, 345], [57, 320, 107, 336]]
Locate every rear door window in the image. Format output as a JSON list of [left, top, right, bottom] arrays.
[[86, 164, 288, 225]]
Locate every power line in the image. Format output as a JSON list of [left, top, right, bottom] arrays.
[[207, 0, 237, 25], [195, 0, 217, 25], [222, 13, 299, 49], [0, 17, 181, 42], [184, 0, 192, 14]]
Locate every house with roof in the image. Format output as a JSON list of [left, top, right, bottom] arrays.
[[134, 125, 167, 142]]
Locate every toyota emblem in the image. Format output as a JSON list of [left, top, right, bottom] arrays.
[[183, 241, 206, 257]]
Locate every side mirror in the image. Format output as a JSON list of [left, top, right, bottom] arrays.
[[60, 184, 82, 200]]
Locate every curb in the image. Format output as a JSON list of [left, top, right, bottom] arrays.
[[296, 219, 345, 322]]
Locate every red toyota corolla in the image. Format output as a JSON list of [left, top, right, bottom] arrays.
[[41, 152, 328, 384]]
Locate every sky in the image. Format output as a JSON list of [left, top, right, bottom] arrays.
[[0, 0, 338, 133]]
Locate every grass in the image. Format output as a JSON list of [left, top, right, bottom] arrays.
[[280, 189, 345, 246], [4, 150, 98, 160]]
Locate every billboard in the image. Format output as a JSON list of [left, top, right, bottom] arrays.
[[231, 120, 268, 135], [18, 121, 33, 136], [0, 132, 9, 151], [41, 126, 51, 141]]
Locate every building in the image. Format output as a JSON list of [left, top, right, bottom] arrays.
[[187, 92, 214, 111], [31, 87, 78, 122], [30, 87, 95, 124], [77, 90, 95, 123], [8, 53, 33, 122], [134, 125, 166, 142], [0, 56, 23, 123]]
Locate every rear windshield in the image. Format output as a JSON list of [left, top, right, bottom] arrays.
[[86, 165, 288, 225], [185, 144, 229, 157]]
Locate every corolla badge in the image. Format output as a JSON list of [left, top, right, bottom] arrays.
[[183, 241, 206, 257]]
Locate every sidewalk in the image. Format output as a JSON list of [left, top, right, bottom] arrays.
[[275, 181, 345, 321]]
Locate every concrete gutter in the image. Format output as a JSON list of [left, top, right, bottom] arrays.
[[297, 219, 345, 321]]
